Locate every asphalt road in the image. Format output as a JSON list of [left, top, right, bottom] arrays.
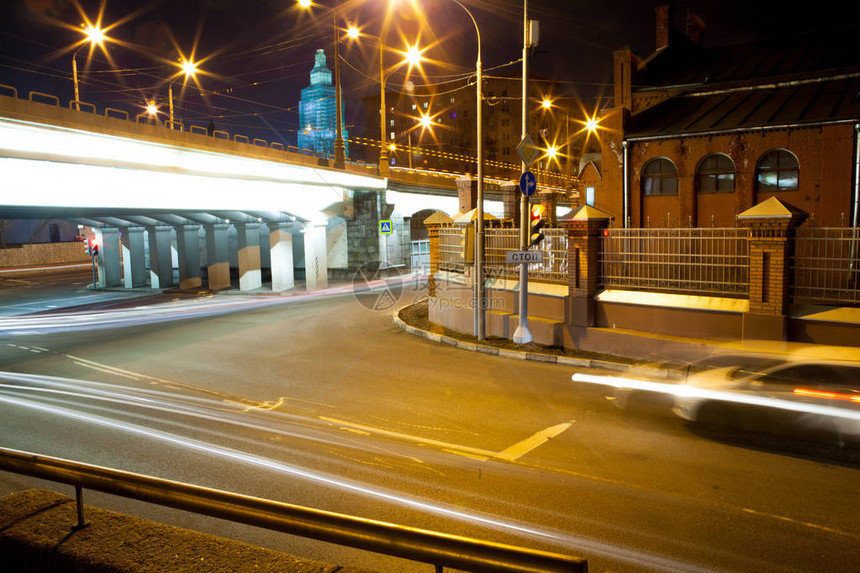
[[1, 271, 858, 572]]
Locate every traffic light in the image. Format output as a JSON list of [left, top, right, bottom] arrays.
[[529, 204, 545, 247], [84, 238, 92, 257], [91, 239, 99, 258]]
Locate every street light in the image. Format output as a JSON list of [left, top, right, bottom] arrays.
[[72, 23, 106, 111], [347, 26, 390, 176], [347, 26, 426, 177], [168, 58, 198, 128], [299, 0, 346, 169], [540, 97, 602, 184], [432, 0, 484, 339]]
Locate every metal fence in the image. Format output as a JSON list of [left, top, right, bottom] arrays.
[[438, 226, 466, 273], [485, 228, 569, 284], [438, 227, 568, 283], [792, 227, 860, 305], [600, 228, 750, 298]]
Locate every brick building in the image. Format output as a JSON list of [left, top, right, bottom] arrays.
[[592, 4, 860, 228]]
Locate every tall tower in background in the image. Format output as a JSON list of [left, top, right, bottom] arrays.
[[298, 50, 349, 158]]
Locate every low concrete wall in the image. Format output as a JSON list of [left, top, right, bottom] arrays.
[[0, 242, 89, 268], [0, 489, 371, 573]]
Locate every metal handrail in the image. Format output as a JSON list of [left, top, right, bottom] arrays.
[[0, 447, 586, 573]]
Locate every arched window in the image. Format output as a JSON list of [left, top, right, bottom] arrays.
[[642, 158, 677, 196], [755, 150, 799, 192], [697, 154, 735, 193]]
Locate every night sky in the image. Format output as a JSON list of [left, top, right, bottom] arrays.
[[2, 0, 857, 152]]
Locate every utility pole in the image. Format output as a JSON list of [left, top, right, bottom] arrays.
[[514, 1, 534, 345]]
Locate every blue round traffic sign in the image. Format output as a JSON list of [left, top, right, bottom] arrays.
[[519, 171, 537, 197]]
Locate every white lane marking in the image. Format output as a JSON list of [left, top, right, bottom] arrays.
[[320, 416, 500, 460], [70, 361, 141, 380], [320, 416, 571, 463], [497, 422, 572, 461], [741, 507, 859, 539]]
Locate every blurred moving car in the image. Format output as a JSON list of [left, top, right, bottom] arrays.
[[673, 356, 860, 444]]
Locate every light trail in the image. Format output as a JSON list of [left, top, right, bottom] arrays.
[[0, 372, 803, 571], [0, 391, 557, 541], [0, 273, 425, 336], [571, 373, 860, 422]]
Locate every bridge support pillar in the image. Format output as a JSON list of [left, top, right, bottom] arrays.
[[148, 226, 174, 289], [121, 226, 147, 288], [205, 223, 231, 291], [268, 223, 295, 292], [303, 223, 328, 291], [174, 224, 202, 290], [235, 223, 262, 291], [94, 227, 122, 288]]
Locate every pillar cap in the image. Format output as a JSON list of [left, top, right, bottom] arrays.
[[424, 211, 454, 226], [454, 208, 498, 224], [737, 196, 807, 220], [559, 204, 614, 223]]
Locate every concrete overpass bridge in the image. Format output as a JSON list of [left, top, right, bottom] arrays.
[[0, 85, 521, 292]]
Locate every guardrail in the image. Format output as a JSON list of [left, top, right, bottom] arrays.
[[0, 447, 587, 573]]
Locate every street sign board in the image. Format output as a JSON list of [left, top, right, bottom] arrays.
[[506, 250, 544, 264], [379, 220, 393, 235], [516, 134, 541, 167], [519, 171, 537, 197]]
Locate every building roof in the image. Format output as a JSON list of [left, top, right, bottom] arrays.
[[627, 27, 860, 138], [627, 76, 860, 138]]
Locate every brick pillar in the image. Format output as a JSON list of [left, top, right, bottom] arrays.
[[560, 205, 613, 327], [500, 181, 520, 223], [737, 197, 807, 341], [424, 211, 453, 297], [538, 190, 562, 227], [457, 175, 477, 214]]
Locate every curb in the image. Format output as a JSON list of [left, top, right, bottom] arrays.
[[393, 307, 677, 378]]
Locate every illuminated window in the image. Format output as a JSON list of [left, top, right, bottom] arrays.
[[642, 158, 677, 196], [756, 150, 798, 191], [411, 104, 417, 111], [450, 112, 457, 119], [586, 186, 595, 206], [423, 102, 429, 109], [697, 154, 735, 193]]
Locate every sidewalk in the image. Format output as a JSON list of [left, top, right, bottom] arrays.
[[393, 299, 860, 376]]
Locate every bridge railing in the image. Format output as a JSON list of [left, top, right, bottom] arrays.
[[0, 447, 587, 573], [0, 82, 569, 188]]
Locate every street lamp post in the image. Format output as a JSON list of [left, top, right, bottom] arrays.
[[444, 0, 484, 339], [168, 59, 198, 129], [299, 1, 346, 169], [347, 27, 389, 177], [72, 24, 106, 111]]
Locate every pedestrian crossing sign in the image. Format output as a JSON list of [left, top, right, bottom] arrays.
[[379, 220, 393, 235]]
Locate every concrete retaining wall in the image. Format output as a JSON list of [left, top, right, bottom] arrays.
[[0, 242, 89, 268]]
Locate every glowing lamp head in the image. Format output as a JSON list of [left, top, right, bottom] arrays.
[[146, 102, 158, 116], [419, 113, 433, 130], [298, 0, 312, 8], [541, 98, 552, 110], [347, 26, 360, 39], [82, 24, 106, 46], [389, 143, 397, 152], [180, 59, 198, 77], [585, 115, 600, 133], [405, 44, 423, 67]]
